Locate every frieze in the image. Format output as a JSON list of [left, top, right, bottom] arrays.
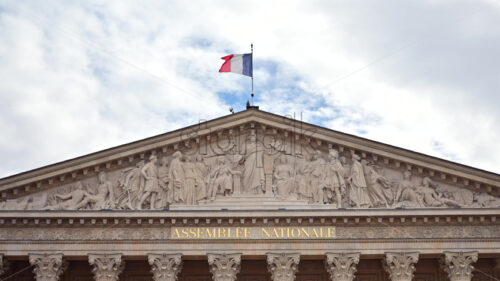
[[0, 224, 498, 241], [1, 125, 499, 211]]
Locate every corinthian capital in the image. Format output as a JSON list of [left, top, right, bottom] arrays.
[[207, 253, 241, 281], [29, 253, 66, 281], [88, 254, 124, 281], [148, 254, 183, 281], [267, 253, 300, 281], [383, 252, 419, 281], [325, 253, 360, 281], [441, 251, 478, 281]]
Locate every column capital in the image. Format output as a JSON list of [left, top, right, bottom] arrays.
[[207, 253, 241, 281], [266, 253, 300, 281], [29, 253, 66, 281], [88, 253, 124, 281], [148, 253, 183, 281], [325, 252, 360, 281], [383, 252, 419, 281], [441, 251, 478, 281]]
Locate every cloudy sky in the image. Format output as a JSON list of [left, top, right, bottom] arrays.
[[0, 0, 499, 177]]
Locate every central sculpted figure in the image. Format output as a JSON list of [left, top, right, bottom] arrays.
[[241, 132, 265, 194]]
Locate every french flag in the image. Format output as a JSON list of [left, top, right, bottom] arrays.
[[219, 53, 253, 77]]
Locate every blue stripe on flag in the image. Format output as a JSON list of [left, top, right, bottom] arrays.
[[242, 53, 253, 77]]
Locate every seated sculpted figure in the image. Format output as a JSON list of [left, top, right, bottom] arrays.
[[75, 171, 115, 210], [394, 170, 420, 207], [48, 182, 90, 210], [417, 177, 460, 207]]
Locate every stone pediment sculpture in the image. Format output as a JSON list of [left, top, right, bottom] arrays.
[[0, 109, 499, 211]]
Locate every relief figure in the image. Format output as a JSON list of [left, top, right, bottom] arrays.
[[116, 160, 145, 209], [138, 155, 161, 210], [241, 132, 265, 194], [75, 171, 115, 209], [394, 171, 420, 208], [169, 151, 185, 203], [347, 154, 370, 208], [323, 149, 345, 207], [207, 156, 233, 200], [364, 162, 393, 208], [273, 156, 295, 200]]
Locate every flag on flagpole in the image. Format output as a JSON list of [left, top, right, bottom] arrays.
[[219, 54, 253, 77]]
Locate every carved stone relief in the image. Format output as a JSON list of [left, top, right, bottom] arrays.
[[382, 252, 419, 281], [441, 251, 478, 281], [88, 254, 124, 281], [1, 128, 499, 211], [267, 253, 300, 281], [148, 253, 183, 281], [325, 252, 360, 281], [207, 253, 241, 281], [29, 253, 67, 281]]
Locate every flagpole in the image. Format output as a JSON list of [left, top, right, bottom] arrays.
[[251, 43, 254, 105]]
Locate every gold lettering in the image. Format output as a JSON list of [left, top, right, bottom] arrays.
[[262, 228, 271, 238], [206, 228, 216, 238], [273, 228, 280, 238], [300, 227, 310, 238], [291, 228, 300, 238], [174, 228, 182, 238], [189, 228, 197, 238], [181, 228, 188, 238], [244, 227, 250, 238], [327, 227, 335, 238], [312, 228, 320, 238]]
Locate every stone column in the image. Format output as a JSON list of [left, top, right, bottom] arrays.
[[0, 254, 9, 277], [88, 254, 124, 281], [148, 253, 183, 281], [267, 253, 300, 281], [325, 252, 360, 281], [383, 252, 419, 281], [29, 253, 66, 281], [207, 253, 241, 281], [441, 251, 478, 281]]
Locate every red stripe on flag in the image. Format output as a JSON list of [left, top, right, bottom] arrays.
[[219, 54, 234, 72]]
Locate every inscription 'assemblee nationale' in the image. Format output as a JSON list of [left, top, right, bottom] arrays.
[[171, 227, 336, 240]]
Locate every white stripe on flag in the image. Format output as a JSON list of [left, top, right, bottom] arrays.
[[231, 54, 243, 74]]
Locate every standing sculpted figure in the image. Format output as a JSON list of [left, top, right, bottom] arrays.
[[182, 156, 199, 205], [138, 155, 161, 209], [117, 160, 145, 209], [364, 162, 392, 208], [323, 149, 345, 207], [347, 154, 370, 208], [296, 154, 312, 201], [241, 132, 265, 194], [75, 171, 115, 209], [207, 156, 233, 200], [169, 151, 185, 203], [157, 156, 172, 208], [310, 150, 327, 203], [194, 155, 208, 202], [394, 170, 420, 207], [273, 156, 294, 200]]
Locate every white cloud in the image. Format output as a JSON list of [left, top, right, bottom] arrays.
[[0, 0, 499, 177]]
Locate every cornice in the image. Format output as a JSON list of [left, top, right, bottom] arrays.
[[0, 208, 498, 227]]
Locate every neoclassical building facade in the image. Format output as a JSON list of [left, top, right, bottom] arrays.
[[0, 109, 499, 281]]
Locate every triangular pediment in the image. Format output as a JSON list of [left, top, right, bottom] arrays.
[[1, 109, 499, 211]]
